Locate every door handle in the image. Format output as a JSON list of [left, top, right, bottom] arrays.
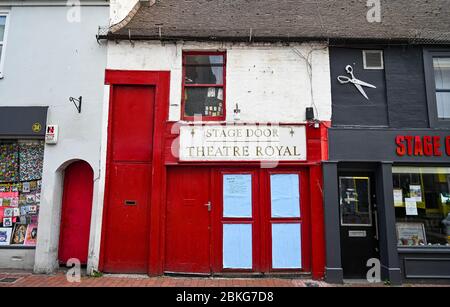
[[374, 210, 379, 240], [205, 201, 212, 212]]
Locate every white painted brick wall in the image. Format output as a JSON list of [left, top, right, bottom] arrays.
[[107, 41, 332, 123], [110, 0, 139, 25]]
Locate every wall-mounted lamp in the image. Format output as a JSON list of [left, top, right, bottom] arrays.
[[305, 107, 320, 129], [305, 107, 315, 121], [69, 96, 82, 113]]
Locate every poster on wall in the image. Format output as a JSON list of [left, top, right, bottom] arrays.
[[0, 143, 19, 183], [396, 222, 427, 246], [11, 224, 27, 245], [0, 141, 43, 247], [24, 224, 37, 246], [3, 218, 12, 227], [0, 228, 12, 246]]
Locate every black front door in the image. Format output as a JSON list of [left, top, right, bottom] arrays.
[[339, 174, 380, 279]]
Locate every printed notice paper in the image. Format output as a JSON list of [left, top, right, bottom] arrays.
[[405, 198, 418, 216], [409, 185, 422, 202], [223, 174, 252, 218], [393, 189, 403, 207]]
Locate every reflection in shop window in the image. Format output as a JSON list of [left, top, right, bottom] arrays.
[[392, 167, 450, 247], [0, 140, 44, 247]]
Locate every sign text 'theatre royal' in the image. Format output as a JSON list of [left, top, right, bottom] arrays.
[[179, 125, 307, 161]]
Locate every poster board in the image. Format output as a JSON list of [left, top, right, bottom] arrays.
[[396, 222, 427, 246]]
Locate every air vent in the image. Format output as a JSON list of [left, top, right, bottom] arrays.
[[363, 50, 384, 70]]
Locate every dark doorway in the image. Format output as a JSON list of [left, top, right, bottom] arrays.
[[339, 173, 380, 279]]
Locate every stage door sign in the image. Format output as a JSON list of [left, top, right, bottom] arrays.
[[179, 125, 307, 161]]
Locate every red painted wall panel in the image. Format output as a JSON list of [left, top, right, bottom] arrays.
[[111, 86, 155, 162], [58, 161, 94, 265]]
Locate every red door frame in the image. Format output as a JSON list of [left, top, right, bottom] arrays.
[[211, 167, 311, 274], [99, 70, 170, 276], [260, 169, 311, 273], [211, 168, 262, 273]]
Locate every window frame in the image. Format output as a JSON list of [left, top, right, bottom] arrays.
[[181, 51, 227, 121], [392, 165, 450, 248], [339, 176, 373, 227], [423, 49, 450, 128], [0, 11, 10, 79]]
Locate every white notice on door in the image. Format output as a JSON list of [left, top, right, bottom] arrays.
[[405, 198, 418, 216]]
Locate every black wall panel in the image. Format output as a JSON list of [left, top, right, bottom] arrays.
[[385, 46, 429, 128], [330, 47, 388, 127]]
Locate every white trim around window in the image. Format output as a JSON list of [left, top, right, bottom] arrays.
[[0, 11, 10, 79]]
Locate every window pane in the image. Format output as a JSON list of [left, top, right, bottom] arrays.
[[223, 174, 252, 218], [0, 45, 2, 65], [186, 55, 223, 65], [185, 65, 223, 84], [436, 92, 450, 119], [270, 174, 300, 218], [223, 224, 252, 269], [0, 16, 5, 42], [184, 87, 224, 117], [392, 167, 450, 247], [272, 224, 302, 269], [339, 177, 372, 226], [434, 57, 450, 90]]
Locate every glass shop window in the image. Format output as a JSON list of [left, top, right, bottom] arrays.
[[0, 140, 44, 247], [182, 52, 226, 120], [392, 167, 450, 247], [433, 57, 450, 119]]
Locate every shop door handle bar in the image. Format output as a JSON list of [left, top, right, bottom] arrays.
[[374, 210, 379, 240]]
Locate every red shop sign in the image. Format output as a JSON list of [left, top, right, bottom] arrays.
[[395, 135, 450, 157]]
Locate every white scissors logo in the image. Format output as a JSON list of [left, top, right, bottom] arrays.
[[337, 65, 376, 100]]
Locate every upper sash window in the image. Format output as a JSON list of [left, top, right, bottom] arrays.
[[182, 52, 226, 121]]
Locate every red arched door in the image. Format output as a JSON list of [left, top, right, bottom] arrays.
[[58, 161, 94, 265]]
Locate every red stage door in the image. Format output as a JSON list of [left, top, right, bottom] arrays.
[[165, 167, 211, 274], [59, 161, 94, 265], [164, 168, 311, 274], [102, 85, 155, 273]]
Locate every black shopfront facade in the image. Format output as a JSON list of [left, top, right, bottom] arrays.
[[324, 129, 450, 284], [324, 45, 450, 284]]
